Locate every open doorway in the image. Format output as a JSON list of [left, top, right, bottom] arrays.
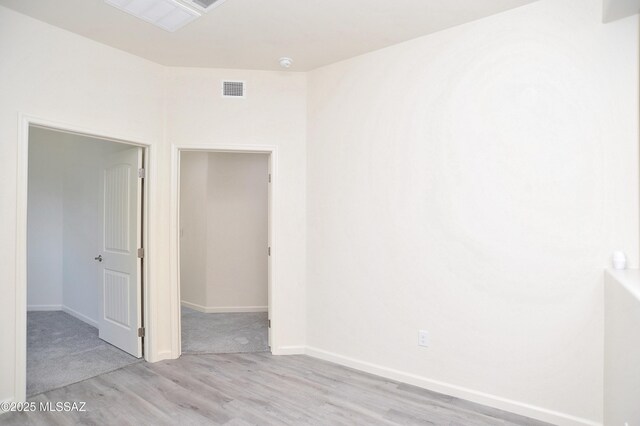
[[26, 125, 146, 396], [179, 151, 271, 354]]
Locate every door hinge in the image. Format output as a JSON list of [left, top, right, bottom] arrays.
[[137, 247, 144, 258], [268, 173, 271, 183], [138, 168, 146, 179], [268, 246, 271, 256], [138, 327, 145, 338], [268, 319, 271, 328]]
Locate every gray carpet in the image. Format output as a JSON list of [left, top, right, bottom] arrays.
[[27, 311, 140, 396], [181, 307, 269, 354]]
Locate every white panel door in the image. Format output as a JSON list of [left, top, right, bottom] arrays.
[[98, 147, 143, 357]]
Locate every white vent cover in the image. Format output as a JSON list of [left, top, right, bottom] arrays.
[[222, 81, 245, 98], [183, 0, 228, 12], [105, 0, 200, 32]]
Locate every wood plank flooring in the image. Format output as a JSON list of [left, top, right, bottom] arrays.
[[0, 353, 553, 425]]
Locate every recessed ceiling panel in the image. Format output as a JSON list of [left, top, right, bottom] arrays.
[[105, 0, 200, 32]]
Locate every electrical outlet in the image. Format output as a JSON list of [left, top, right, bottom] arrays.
[[418, 330, 429, 347]]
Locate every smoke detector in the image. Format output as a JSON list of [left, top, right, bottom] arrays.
[[279, 57, 293, 69]]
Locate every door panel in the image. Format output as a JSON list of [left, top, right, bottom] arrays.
[[104, 164, 131, 253], [104, 269, 131, 327], [99, 147, 142, 358]]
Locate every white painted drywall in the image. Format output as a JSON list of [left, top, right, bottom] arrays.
[[604, 269, 640, 425], [179, 152, 208, 307], [180, 152, 269, 312], [206, 152, 268, 310], [306, 0, 639, 424], [61, 137, 103, 325], [1, 4, 307, 402], [27, 128, 65, 310]]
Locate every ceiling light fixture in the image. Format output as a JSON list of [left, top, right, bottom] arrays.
[[105, 0, 201, 32], [279, 57, 293, 69]]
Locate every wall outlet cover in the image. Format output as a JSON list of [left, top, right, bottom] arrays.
[[418, 330, 429, 347]]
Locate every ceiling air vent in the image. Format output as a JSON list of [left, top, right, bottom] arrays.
[[183, 0, 228, 12], [222, 81, 245, 98], [105, 0, 200, 32]]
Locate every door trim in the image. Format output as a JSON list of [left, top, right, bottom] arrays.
[[15, 114, 152, 402], [170, 144, 277, 357]]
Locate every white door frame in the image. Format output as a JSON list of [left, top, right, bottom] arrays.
[[170, 144, 277, 356], [14, 114, 152, 402]]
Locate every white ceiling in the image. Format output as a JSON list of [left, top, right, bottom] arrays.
[[0, 0, 539, 71]]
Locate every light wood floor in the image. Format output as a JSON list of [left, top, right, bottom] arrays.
[[1, 352, 552, 425]]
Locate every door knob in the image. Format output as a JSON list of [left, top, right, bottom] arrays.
[[94, 255, 103, 262]]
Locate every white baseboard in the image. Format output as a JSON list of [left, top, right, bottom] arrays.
[[27, 304, 62, 311], [304, 347, 601, 426], [154, 350, 175, 362], [181, 300, 267, 313], [272, 345, 305, 355], [62, 305, 99, 328]]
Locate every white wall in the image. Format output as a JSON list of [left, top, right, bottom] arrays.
[[305, 0, 638, 424], [179, 152, 208, 307], [604, 270, 640, 425], [61, 138, 103, 325], [206, 153, 268, 310], [180, 152, 269, 312], [27, 129, 64, 310], [1, 4, 307, 403]]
